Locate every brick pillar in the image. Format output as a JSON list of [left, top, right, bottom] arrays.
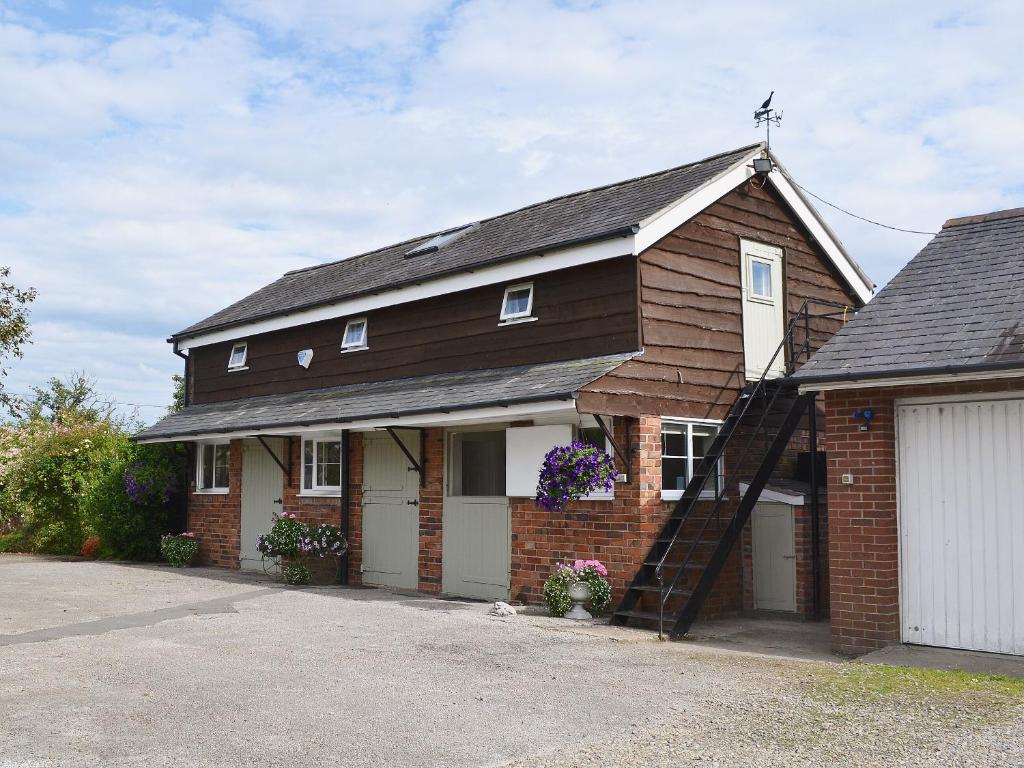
[[346, 432, 364, 585], [418, 428, 444, 593], [824, 389, 900, 655]]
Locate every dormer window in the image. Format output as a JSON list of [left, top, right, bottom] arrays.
[[227, 342, 248, 371], [341, 318, 368, 352], [499, 282, 535, 324]]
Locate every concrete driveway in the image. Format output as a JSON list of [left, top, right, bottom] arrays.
[[2, 554, 1023, 767]]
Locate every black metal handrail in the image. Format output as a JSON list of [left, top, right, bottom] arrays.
[[653, 298, 850, 637]]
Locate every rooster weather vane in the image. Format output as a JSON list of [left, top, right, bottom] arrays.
[[753, 90, 782, 151]]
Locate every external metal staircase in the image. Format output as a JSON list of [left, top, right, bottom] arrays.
[[610, 300, 849, 639]]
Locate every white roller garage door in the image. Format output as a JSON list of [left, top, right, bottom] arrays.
[[897, 396, 1024, 655]]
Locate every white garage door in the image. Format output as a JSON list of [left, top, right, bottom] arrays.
[[897, 397, 1024, 655]]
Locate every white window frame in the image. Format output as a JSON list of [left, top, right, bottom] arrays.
[[660, 418, 723, 502], [227, 341, 248, 371], [576, 418, 616, 500], [742, 242, 780, 306], [340, 318, 368, 352], [195, 441, 230, 494], [301, 433, 343, 496], [499, 282, 536, 324]]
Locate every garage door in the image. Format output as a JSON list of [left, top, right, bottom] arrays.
[[897, 397, 1024, 655]]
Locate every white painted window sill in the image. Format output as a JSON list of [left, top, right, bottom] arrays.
[[194, 489, 230, 495], [340, 345, 368, 354], [498, 316, 538, 326], [298, 491, 342, 498], [227, 366, 249, 372], [661, 491, 719, 502]]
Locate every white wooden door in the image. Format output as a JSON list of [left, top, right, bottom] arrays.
[[443, 429, 511, 601], [240, 439, 284, 571], [897, 397, 1024, 655], [752, 503, 797, 612], [740, 239, 786, 380], [362, 430, 420, 590]]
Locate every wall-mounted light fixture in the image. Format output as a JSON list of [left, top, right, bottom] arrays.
[[852, 408, 874, 432], [752, 156, 773, 177]]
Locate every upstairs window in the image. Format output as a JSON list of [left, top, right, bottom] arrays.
[[227, 342, 248, 371], [749, 257, 774, 300], [499, 282, 535, 323], [196, 442, 230, 493], [303, 435, 342, 494], [341, 318, 368, 352], [661, 420, 722, 500]]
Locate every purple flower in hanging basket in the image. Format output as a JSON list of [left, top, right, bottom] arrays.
[[535, 441, 617, 513]]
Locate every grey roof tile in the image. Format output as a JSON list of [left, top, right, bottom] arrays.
[[175, 145, 760, 339], [136, 353, 634, 441], [793, 209, 1024, 382]]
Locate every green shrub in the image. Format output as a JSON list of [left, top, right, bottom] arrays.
[[284, 562, 311, 585], [82, 442, 183, 561], [542, 560, 612, 617], [160, 533, 199, 567]]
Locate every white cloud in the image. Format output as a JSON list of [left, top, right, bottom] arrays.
[[0, 0, 1022, 423]]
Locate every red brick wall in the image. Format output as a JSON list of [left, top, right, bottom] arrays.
[[824, 376, 1024, 655], [187, 440, 241, 568], [418, 428, 444, 593]]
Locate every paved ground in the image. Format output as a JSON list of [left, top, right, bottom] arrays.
[[2, 555, 1023, 767]]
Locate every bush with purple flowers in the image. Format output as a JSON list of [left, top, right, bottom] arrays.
[[257, 512, 348, 584], [535, 441, 617, 513]]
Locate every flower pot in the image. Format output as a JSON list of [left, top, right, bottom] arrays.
[[566, 581, 593, 620]]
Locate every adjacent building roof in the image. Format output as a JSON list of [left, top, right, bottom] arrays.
[[792, 207, 1024, 385], [136, 353, 634, 442], [175, 145, 763, 339]]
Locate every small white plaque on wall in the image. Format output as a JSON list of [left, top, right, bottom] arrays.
[[505, 424, 573, 498]]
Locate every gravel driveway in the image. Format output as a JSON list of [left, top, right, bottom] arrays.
[[1, 554, 1022, 767]]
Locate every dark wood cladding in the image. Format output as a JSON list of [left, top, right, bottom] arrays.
[[579, 179, 862, 420], [190, 257, 640, 404]]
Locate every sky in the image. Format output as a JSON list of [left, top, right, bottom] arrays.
[[1, 0, 1022, 424]]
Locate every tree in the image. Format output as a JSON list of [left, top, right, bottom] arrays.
[[7, 371, 111, 424], [169, 374, 185, 413], [0, 266, 37, 408]]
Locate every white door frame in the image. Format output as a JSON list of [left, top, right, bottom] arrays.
[[751, 502, 797, 612], [739, 239, 786, 380]]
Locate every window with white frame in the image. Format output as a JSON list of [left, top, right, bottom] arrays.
[[227, 342, 248, 371], [341, 318, 368, 351], [302, 435, 342, 494], [499, 282, 534, 322], [577, 417, 616, 499], [195, 442, 230, 492], [661, 420, 722, 500], [748, 256, 774, 301]]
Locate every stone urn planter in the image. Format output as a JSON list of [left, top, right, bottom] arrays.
[[566, 580, 593, 620]]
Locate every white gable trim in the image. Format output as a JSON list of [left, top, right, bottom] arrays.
[[176, 236, 632, 352], [632, 147, 874, 305]]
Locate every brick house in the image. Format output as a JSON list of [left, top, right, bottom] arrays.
[[137, 143, 872, 630], [792, 207, 1024, 657]]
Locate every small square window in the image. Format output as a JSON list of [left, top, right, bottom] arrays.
[[302, 435, 343, 494], [750, 259, 773, 300], [500, 283, 534, 322], [341, 318, 368, 351], [660, 420, 723, 500], [227, 342, 248, 370]]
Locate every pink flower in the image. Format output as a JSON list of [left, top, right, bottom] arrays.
[[181, 532, 195, 538]]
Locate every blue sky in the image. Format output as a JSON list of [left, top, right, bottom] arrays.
[[1, 0, 1022, 422]]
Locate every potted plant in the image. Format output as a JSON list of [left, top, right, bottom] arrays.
[[535, 441, 617, 513], [256, 513, 348, 585], [160, 532, 199, 567], [543, 559, 612, 619]]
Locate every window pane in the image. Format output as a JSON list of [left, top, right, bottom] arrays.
[[662, 428, 687, 458], [303, 440, 314, 490], [214, 444, 229, 488], [450, 431, 505, 496], [316, 440, 342, 488], [662, 457, 688, 491], [691, 427, 716, 459], [229, 344, 246, 368], [503, 288, 531, 316], [579, 426, 605, 448], [344, 320, 365, 346], [752, 260, 772, 297], [201, 444, 213, 489]]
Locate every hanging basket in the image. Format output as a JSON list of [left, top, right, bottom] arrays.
[[535, 441, 617, 513]]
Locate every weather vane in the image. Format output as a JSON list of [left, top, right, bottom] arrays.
[[753, 91, 782, 152]]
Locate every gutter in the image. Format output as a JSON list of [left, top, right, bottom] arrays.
[[793, 359, 1024, 391]]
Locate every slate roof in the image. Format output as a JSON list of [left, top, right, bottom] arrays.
[[136, 353, 634, 441], [174, 144, 761, 339], [792, 207, 1024, 384]]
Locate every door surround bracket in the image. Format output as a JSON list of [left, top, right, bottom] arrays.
[[593, 415, 633, 485], [383, 427, 426, 488], [256, 435, 291, 483]]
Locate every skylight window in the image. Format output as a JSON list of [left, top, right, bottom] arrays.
[[499, 283, 535, 323], [227, 342, 248, 371], [405, 222, 479, 258], [341, 318, 368, 351]]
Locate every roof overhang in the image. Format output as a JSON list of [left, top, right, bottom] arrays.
[[136, 398, 578, 444], [795, 363, 1024, 393], [634, 146, 874, 305]]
